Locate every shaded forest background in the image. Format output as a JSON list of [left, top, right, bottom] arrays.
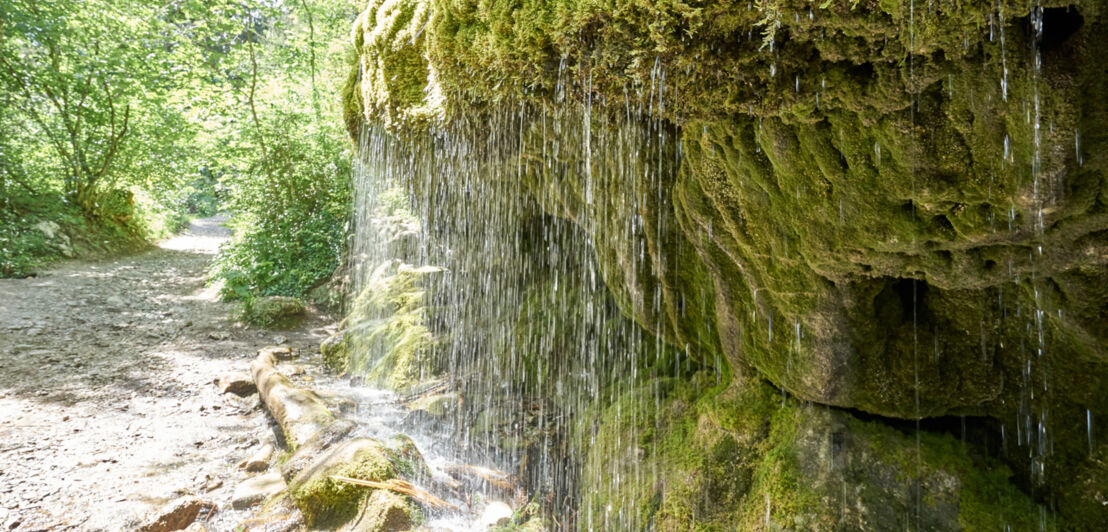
[[0, 0, 353, 306]]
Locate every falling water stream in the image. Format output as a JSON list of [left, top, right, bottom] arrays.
[[342, 93, 696, 528]]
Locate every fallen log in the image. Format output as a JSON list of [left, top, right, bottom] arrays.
[[330, 476, 460, 511], [251, 345, 334, 450]]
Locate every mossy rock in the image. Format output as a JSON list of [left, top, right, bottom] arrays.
[[407, 393, 457, 418], [326, 261, 438, 391], [490, 501, 547, 532], [287, 438, 399, 528], [321, 330, 350, 373], [348, 0, 1108, 525], [347, 488, 418, 532], [579, 375, 1046, 531], [247, 296, 306, 328], [384, 434, 432, 480]]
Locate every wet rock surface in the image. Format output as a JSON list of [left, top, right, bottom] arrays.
[[0, 217, 333, 530], [232, 472, 286, 510], [345, 0, 1108, 525]]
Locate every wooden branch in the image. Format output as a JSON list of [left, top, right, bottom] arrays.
[[329, 476, 460, 511], [72, 74, 93, 140], [297, 0, 320, 120], [397, 380, 449, 404], [94, 80, 128, 180], [251, 346, 334, 450], [442, 464, 516, 491], [0, 56, 76, 171], [246, 19, 266, 153], [2, 167, 38, 196]]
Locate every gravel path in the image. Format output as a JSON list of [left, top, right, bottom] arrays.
[[0, 217, 333, 530]]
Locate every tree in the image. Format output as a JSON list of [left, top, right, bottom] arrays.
[[0, 0, 207, 214]]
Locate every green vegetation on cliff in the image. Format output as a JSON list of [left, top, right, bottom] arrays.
[[347, 0, 1106, 527], [581, 375, 1044, 530]]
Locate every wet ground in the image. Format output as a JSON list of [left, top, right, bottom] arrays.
[[0, 217, 334, 530]]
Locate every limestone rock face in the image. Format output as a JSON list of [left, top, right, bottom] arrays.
[[346, 0, 1108, 527]]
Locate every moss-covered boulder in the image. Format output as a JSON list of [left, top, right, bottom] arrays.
[[322, 260, 438, 390], [247, 296, 306, 328], [287, 438, 400, 528], [322, 181, 440, 391]]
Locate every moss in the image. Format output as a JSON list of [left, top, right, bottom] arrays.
[[246, 296, 306, 328], [348, 0, 1108, 525], [320, 329, 350, 373], [341, 53, 365, 140], [288, 438, 399, 528], [351, 0, 442, 130], [578, 373, 1052, 531], [490, 500, 546, 531], [407, 392, 456, 417], [841, 414, 1041, 531], [737, 404, 823, 530], [577, 373, 762, 530], [1054, 442, 1108, 530], [348, 0, 1099, 129], [384, 434, 432, 480], [324, 260, 437, 391]]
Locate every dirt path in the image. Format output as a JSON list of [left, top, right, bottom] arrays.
[[0, 217, 334, 531]]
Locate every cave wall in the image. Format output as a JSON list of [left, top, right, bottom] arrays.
[[343, 0, 1107, 528]]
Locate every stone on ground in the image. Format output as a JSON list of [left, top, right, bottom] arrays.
[[217, 373, 257, 396], [232, 472, 287, 510], [139, 496, 215, 532], [238, 442, 275, 472]]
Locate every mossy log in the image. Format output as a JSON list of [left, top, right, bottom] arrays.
[[250, 346, 434, 530]]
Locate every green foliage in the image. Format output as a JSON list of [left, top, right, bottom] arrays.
[[0, 0, 239, 270], [203, 0, 356, 303], [0, 192, 143, 277], [212, 110, 351, 299], [0, 194, 75, 277], [1, 0, 354, 288]]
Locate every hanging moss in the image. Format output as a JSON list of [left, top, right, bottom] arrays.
[[323, 261, 437, 391]]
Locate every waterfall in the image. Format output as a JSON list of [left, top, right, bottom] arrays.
[[342, 99, 712, 528]]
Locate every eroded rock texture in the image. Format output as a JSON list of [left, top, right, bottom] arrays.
[[344, 0, 1107, 527]]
